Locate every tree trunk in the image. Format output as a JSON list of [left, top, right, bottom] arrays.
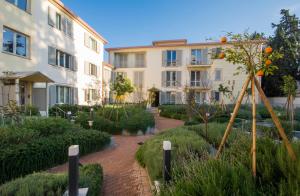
[[251, 77, 257, 177]]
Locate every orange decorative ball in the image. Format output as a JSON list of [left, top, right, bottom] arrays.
[[265, 47, 273, 54], [265, 59, 272, 66], [218, 52, 225, 59], [256, 70, 264, 77], [220, 37, 227, 44]]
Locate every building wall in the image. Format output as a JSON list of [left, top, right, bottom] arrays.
[[109, 44, 260, 104], [0, 0, 105, 108]]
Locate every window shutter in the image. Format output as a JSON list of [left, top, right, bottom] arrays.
[[176, 92, 182, 104], [70, 88, 74, 105], [202, 49, 208, 64], [84, 62, 90, 75], [68, 20, 73, 38], [62, 16, 67, 34], [48, 6, 55, 27], [176, 71, 182, 87], [140, 72, 144, 88], [160, 91, 166, 105], [73, 88, 78, 104], [73, 56, 78, 71], [96, 42, 101, 53], [97, 65, 101, 78], [207, 49, 213, 64], [211, 48, 217, 59], [162, 51, 167, 67], [48, 46, 56, 65], [176, 50, 182, 66], [84, 33, 90, 48], [27, 0, 31, 13], [134, 72, 138, 87], [49, 85, 57, 106], [161, 71, 166, 87]]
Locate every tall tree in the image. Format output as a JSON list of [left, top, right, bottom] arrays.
[[263, 9, 300, 96]]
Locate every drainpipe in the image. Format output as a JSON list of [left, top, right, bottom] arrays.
[[46, 82, 49, 117], [15, 79, 20, 106]]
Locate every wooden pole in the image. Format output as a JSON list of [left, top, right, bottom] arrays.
[[251, 77, 257, 177], [254, 77, 297, 160], [215, 76, 251, 158]]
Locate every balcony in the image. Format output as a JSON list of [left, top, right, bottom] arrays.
[[186, 58, 212, 68], [188, 79, 213, 90]]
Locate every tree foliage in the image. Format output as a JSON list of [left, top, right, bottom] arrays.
[[111, 74, 134, 101], [263, 9, 300, 96]]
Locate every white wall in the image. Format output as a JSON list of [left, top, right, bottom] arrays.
[[0, 0, 105, 106]]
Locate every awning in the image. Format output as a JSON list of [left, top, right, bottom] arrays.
[[0, 71, 54, 83]]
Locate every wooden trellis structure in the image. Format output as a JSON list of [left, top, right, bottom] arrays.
[[215, 34, 297, 177]]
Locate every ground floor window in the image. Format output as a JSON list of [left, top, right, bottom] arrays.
[[212, 91, 220, 101], [195, 92, 207, 104], [166, 91, 176, 104], [85, 89, 98, 102], [56, 86, 71, 104]]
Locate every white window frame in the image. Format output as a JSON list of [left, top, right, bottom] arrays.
[[6, 0, 29, 12], [166, 92, 176, 104], [166, 50, 177, 66], [166, 71, 177, 87], [56, 86, 71, 104], [2, 27, 29, 58]]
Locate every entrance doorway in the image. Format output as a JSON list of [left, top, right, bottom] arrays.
[[152, 91, 160, 107]]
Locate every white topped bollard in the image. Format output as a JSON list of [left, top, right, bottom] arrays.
[[68, 145, 79, 196], [163, 141, 171, 183]]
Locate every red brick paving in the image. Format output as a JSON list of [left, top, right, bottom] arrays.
[[49, 112, 184, 196]]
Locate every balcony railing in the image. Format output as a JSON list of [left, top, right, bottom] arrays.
[[189, 79, 212, 89], [186, 58, 212, 67]]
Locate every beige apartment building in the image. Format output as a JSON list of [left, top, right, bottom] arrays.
[[0, 0, 107, 115], [107, 39, 261, 105]]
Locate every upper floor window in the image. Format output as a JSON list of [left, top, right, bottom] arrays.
[[135, 53, 146, 68], [167, 50, 177, 66], [85, 89, 98, 102], [48, 46, 77, 71], [85, 62, 98, 77], [215, 69, 222, 81], [191, 49, 209, 65], [162, 71, 181, 87], [115, 53, 128, 68], [211, 47, 222, 59], [190, 71, 208, 87], [84, 33, 100, 53], [48, 7, 73, 38], [2, 27, 29, 57], [6, 0, 29, 12]]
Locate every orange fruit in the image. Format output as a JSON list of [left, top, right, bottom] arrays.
[[265, 59, 272, 66], [220, 37, 227, 44], [218, 52, 225, 59], [256, 70, 264, 77], [265, 47, 273, 54]]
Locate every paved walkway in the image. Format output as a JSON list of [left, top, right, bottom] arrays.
[[49, 110, 184, 196]]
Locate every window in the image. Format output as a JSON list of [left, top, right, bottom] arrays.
[[190, 71, 208, 87], [103, 69, 112, 84], [90, 38, 97, 52], [135, 53, 145, 67], [195, 92, 207, 104], [2, 27, 28, 57], [191, 49, 209, 64], [166, 92, 176, 104], [212, 47, 222, 59], [6, 0, 28, 12], [167, 50, 177, 66], [115, 53, 128, 68], [166, 71, 177, 87], [134, 71, 144, 88], [56, 86, 71, 104], [85, 89, 98, 102], [213, 91, 220, 101], [49, 47, 76, 70], [215, 70, 222, 81], [56, 13, 62, 30]]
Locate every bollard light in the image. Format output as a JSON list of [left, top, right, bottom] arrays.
[[67, 111, 72, 121], [88, 120, 93, 129], [163, 141, 171, 183], [68, 145, 79, 196]]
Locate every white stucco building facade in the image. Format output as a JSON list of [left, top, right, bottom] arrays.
[[107, 39, 261, 105], [0, 0, 107, 115]]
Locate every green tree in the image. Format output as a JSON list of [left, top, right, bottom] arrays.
[[281, 75, 297, 129], [111, 74, 134, 103], [263, 9, 300, 96]]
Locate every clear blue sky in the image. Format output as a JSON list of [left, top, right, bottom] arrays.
[[62, 0, 300, 49]]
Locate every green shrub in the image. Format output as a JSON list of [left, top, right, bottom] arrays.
[[19, 105, 40, 116], [158, 105, 187, 120], [136, 128, 210, 181], [0, 129, 110, 184], [161, 159, 256, 196], [0, 164, 103, 196]]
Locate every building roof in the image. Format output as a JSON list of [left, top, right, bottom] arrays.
[[50, 0, 108, 44], [106, 39, 266, 52], [102, 62, 114, 69]]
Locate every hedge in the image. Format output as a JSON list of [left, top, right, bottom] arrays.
[[0, 120, 110, 183], [76, 106, 155, 135], [0, 164, 103, 196], [136, 128, 210, 181]]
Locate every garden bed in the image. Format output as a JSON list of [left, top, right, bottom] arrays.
[[0, 164, 103, 196], [0, 117, 110, 184], [136, 125, 300, 195]]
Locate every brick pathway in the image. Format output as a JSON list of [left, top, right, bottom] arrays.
[[49, 111, 184, 196]]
